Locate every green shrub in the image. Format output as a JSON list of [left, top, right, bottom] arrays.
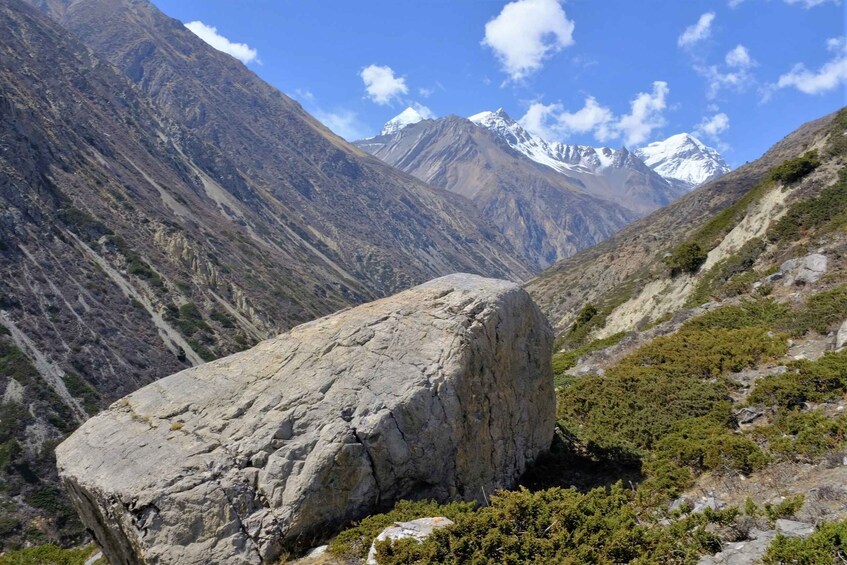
[[753, 411, 847, 460], [558, 327, 785, 461], [551, 332, 626, 383], [653, 418, 768, 476], [210, 309, 236, 328], [0, 544, 98, 565], [791, 284, 847, 336], [768, 172, 847, 245], [748, 351, 847, 409], [370, 483, 726, 564], [327, 499, 476, 559], [763, 518, 847, 564], [610, 327, 787, 380], [665, 242, 708, 276], [683, 299, 792, 332], [769, 150, 821, 185], [764, 495, 805, 521], [687, 238, 767, 306]]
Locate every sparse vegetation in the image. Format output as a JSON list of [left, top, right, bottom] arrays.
[[366, 484, 733, 564], [769, 150, 821, 185], [551, 332, 626, 385], [768, 169, 847, 245], [0, 544, 99, 565], [664, 241, 708, 276]]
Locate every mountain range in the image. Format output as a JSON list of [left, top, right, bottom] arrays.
[[356, 107, 729, 266]]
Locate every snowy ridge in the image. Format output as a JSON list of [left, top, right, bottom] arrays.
[[467, 109, 729, 190], [635, 133, 730, 188], [381, 107, 428, 136], [468, 109, 644, 176]]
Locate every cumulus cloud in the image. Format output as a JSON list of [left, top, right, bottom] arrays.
[[185, 21, 258, 64], [678, 12, 715, 47], [696, 45, 757, 98], [694, 112, 730, 140], [313, 109, 370, 141], [520, 97, 614, 140], [725, 45, 753, 68], [774, 37, 847, 95], [482, 0, 575, 81], [520, 81, 669, 146], [615, 82, 670, 146], [360, 65, 408, 105]]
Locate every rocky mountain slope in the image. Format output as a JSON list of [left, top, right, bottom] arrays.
[[356, 115, 638, 267], [356, 108, 726, 267], [0, 0, 532, 549], [528, 109, 841, 334], [635, 133, 731, 190]]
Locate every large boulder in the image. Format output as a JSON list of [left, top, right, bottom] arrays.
[[55, 274, 554, 565]]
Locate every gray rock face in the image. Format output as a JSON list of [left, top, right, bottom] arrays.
[[697, 530, 777, 565], [775, 519, 815, 538], [366, 517, 454, 564], [785, 254, 828, 285], [55, 274, 554, 565], [835, 320, 847, 351]]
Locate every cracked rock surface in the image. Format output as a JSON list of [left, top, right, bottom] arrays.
[[55, 274, 554, 565]]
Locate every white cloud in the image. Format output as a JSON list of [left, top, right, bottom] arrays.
[[615, 82, 670, 146], [694, 112, 730, 139], [482, 0, 575, 81], [184, 21, 258, 64], [678, 12, 715, 47], [418, 87, 434, 98], [725, 45, 753, 68], [519, 82, 669, 146], [360, 65, 408, 105], [313, 109, 370, 141], [784, 0, 839, 7], [409, 102, 436, 120], [734, 0, 838, 7], [696, 46, 756, 99], [520, 97, 614, 140], [775, 37, 847, 95]]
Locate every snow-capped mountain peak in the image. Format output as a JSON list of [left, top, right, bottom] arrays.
[[468, 108, 634, 175], [381, 107, 428, 136], [635, 134, 730, 189]]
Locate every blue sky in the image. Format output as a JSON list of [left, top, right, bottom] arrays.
[[154, 0, 845, 167]]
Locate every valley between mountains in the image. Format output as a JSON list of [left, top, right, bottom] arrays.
[[0, 0, 845, 563]]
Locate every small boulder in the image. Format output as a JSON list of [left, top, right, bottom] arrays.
[[787, 254, 828, 285], [693, 495, 725, 514], [779, 259, 798, 274], [366, 517, 454, 564], [775, 519, 815, 538], [835, 320, 847, 351], [698, 530, 777, 565], [735, 407, 764, 426]]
